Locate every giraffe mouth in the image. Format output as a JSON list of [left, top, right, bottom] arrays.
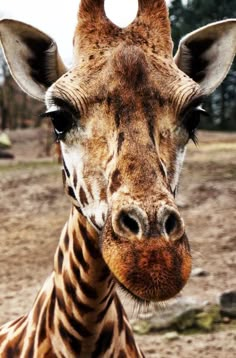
[[115, 277, 150, 304], [101, 219, 192, 302]]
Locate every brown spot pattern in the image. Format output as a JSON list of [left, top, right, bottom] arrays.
[[109, 169, 122, 194], [79, 186, 89, 207]]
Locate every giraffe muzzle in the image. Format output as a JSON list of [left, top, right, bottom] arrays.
[[101, 201, 191, 302], [101, 217, 191, 302]]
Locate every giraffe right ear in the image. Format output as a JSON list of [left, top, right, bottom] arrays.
[[174, 19, 236, 95], [0, 19, 67, 102]]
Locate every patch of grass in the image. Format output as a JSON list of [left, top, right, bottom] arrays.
[[0, 160, 59, 173]]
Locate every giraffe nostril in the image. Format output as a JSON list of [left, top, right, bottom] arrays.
[[119, 211, 140, 235], [165, 212, 178, 236], [160, 207, 185, 240], [112, 206, 148, 239]]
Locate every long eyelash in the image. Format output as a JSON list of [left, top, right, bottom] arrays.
[[183, 105, 208, 146], [191, 106, 209, 145], [40, 109, 75, 141], [181, 96, 207, 116], [189, 130, 199, 145], [40, 111, 50, 119], [39, 112, 63, 141], [52, 131, 60, 143], [39, 112, 58, 141]]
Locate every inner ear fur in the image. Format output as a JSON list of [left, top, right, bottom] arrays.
[[0, 19, 67, 101], [174, 19, 236, 95]]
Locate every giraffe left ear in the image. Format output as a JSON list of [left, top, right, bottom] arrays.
[[0, 19, 67, 101], [174, 19, 236, 95]]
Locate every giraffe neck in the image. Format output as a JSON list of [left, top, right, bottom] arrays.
[[0, 206, 142, 357], [52, 206, 116, 355]]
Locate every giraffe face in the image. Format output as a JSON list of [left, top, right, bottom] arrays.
[[2, 0, 235, 302], [45, 45, 196, 301]]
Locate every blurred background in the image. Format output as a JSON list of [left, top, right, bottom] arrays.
[[0, 1, 236, 357]]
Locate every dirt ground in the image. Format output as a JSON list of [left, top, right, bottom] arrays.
[[0, 128, 236, 357]]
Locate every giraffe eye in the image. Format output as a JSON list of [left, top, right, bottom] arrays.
[[41, 109, 75, 140], [183, 106, 208, 143]]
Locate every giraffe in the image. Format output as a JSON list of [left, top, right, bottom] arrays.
[[0, 0, 236, 356]]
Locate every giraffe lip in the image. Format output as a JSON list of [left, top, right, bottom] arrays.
[[114, 275, 150, 304]]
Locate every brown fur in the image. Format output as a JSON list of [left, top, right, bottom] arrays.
[[50, 0, 198, 302]]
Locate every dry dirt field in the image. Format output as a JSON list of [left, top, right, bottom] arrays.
[[0, 128, 236, 357]]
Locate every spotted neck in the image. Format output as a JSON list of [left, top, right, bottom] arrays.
[[51, 206, 143, 356], [0, 206, 142, 357], [52, 207, 115, 352]]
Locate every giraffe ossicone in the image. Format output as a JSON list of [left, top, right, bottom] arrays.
[[0, 0, 236, 356]]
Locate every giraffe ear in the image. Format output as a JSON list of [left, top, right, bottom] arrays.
[[174, 19, 236, 95], [0, 19, 67, 101]]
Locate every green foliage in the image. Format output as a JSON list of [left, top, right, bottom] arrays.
[[170, 0, 236, 130]]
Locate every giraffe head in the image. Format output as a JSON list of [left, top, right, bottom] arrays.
[[1, 0, 235, 302]]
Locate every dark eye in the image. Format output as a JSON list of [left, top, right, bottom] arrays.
[[183, 106, 208, 143], [41, 109, 75, 141]]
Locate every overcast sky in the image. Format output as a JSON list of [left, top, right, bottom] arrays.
[[0, 0, 170, 64]]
